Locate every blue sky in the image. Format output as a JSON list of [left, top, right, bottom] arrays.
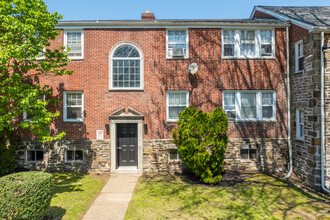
[[44, 0, 329, 20]]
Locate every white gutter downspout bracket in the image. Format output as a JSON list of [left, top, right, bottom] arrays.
[[320, 31, 330, 194], [285, 26, 293, 179]]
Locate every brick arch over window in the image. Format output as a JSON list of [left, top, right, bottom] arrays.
[[109, 42, 144, 90]]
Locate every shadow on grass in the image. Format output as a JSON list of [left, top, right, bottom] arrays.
[[43, 206, 66, 220], [138, 173, 330, 219], [50, 172, 86, 196]]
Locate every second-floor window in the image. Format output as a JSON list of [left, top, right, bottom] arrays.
[[64, 30, 84, 59], [166, 30, 189, 59], [110, 43, 143, 90], [222, 30, 275, 58], [63, 91, 84, 122], [295, 40, 304, 73], [223, 90, 276, 121]]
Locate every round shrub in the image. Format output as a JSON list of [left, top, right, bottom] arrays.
[[0, 171, 53, 220], [173, 106, 229, 184]]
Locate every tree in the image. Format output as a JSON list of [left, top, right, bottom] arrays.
[[173, 106, 229, 184], [0, 0, 72, 172]]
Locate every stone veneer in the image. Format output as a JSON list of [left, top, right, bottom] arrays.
[[142, 138, 288, 174], [290, 32, 330, 191], [16, 138, 288, 175], [16, 139, 111, 173]]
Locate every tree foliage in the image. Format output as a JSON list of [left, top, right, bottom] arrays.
[[0, 0, 73, 143], [173, 106, 229, 184]]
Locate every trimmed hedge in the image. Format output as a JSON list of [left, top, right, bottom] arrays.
[[0, 171, 53, 220]]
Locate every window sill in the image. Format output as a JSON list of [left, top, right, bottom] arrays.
[[109, 88, 144, 92], [296, 137, 304, 142], [169, 159, 182, 162], [166, 120, 179, 124], [26, 161, 43, 163], [166, 57, 189, 60], [68, 58, 84, 61], [65, 161, 84, 163], [222, 57, 275, 60], [229, 119, 276, 123], [294, 71, 303, 74], [63, 120, 84, 123]]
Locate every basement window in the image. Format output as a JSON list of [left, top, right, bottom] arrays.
[[66, 150, 84, 162], [26, 150, 44, 162], [169, 149, 181, 160], [240, 148, 257, 160]]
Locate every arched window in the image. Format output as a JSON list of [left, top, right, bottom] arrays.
[[110, 43, 143, 89]]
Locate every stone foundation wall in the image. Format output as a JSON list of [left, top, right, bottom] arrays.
[[16, 139, 111, 173], [142, 138, 288, 174]]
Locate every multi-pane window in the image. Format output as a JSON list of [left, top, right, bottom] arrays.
[[222, 29, 275, 58], [223, 91, 276, 121], [223, 30, 235, 57], [23, 95, 45, 122], [223, 92, 236, 119], [111, 44, 142, 89], [64, 30, 84, 59], [26, 150, 44, 162], [295, 41, 304, 73], [169, 149, 181, 160], [240, 31, 255, 56], [296, 109, 304, 140], [240, 148, 257, 160], [260, 30, 273, 56], [166, 91, 189, 122], [66, 150, 84, 162], [63, 91, 84, 122], [166, 30, 188, 58]]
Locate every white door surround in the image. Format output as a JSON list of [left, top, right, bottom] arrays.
[[109, 107, 144, 174]]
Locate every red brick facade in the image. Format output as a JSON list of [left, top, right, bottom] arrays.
[[253, 11, 277, 20], [37, 27, 288, 140]]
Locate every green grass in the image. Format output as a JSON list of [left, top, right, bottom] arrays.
[[45, 173, 109, 220], [125, 174, 330, 219]]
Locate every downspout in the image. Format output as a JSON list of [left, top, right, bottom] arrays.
[[284, 26, 293, 179], [320, 31, 330, 193]]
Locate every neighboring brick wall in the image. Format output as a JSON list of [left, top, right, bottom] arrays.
[[253, 11, 278, 20], [290, 24, 309, 43], [21, 27, 288, 141]]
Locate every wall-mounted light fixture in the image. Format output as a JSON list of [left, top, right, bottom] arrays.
[[188, 63, 198, 76], [144, 124, 148, 135], [105, 124, 110, 135]]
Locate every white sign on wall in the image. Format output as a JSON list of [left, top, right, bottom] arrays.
[[96, 130, 104, 140]]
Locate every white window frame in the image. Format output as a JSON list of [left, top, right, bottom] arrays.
[[23, 95, 46, 122], [109, 42, 144, 90], [166, 90, 189, 122], [63, 91, 84, 122], [65, 150, 84, 162], [166, 29, 189, 59], [296, 108, 304, 140], [168, 149, 181, 161], [222, 90, 276, 121], [240, 148, 258, 160], [36, 47, 46, 60], [64, 30, 84, 60], [26, 150, 44, 162], [222, 29, 275, 59], [295, 40, 304, 73]]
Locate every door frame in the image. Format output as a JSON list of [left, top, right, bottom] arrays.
[[110, 119, 143, 173]]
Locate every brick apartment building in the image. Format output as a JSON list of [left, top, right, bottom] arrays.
[[16, 6, 330, 192]]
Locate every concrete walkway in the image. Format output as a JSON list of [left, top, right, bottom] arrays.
[[83, 173, 141, 220]]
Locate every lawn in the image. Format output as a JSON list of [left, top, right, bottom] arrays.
[[44, 173, 109, 220], [125, 173, 330, 219]]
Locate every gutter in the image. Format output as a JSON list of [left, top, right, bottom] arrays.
[[284, 26, 293, 179], [320, 31, 330, 194]]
